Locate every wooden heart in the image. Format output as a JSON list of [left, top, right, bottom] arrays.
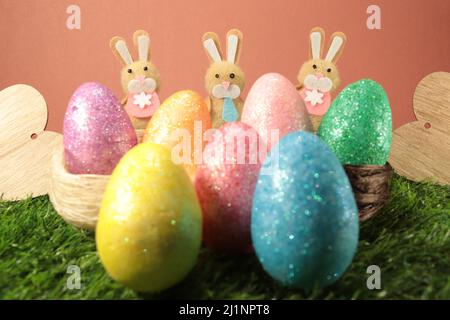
[[0, 84, 62, 200], [389, 72, 450, 184]]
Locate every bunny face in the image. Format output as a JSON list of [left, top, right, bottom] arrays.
[[205, 61, 245, 100], [120, 60, 160, 95], [298, 59, 340, 93], [203, 29, 245, 101], [110, 30, 160, 101], [297, 27, 346, 93]]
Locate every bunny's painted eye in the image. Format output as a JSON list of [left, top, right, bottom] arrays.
[[312, 64, 317, 69], [143, 66, 148, 71], [327, 68, 332, 73], [229, 73, 235, 79], [215, 74, 220, 79], [127, 69, 133, 74]]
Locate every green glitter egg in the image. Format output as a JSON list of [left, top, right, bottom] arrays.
[[317, 79, 392, 165]]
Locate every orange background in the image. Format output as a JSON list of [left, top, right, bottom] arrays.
[[0, 0, 449, 132]]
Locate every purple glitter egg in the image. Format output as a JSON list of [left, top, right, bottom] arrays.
[[63, 82, 137, 175]]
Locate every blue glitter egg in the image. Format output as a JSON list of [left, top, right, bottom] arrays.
[[251, 131, 359, 289]]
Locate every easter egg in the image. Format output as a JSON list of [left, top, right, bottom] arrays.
[[143, 90, 212, 179], [63, 82, 137, 174], [317, 79, 392, 165], [195, 122, 264, 254], [96, 143, 202, 293], [252, 131, 359, 289], [241, 73, 312, 150]]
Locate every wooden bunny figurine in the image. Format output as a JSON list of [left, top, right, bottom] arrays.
[[297, 27, 346, 130], [110, 30, 161, 130], [202, 29, 245, 128], [390, 72, 450, 185], [0, 85, 62, 200]]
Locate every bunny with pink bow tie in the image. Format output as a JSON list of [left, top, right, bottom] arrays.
[[297, 27, 347, 119], [110, 30, 161, 130]]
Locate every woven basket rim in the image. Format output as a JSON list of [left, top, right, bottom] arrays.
[[344, 162, 393, 170], [49, 144, 110, 230], [343, 162, 393, 222]]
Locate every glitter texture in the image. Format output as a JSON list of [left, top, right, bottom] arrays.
[[252, 131, 359, 289], [63, 82, 137, 175], [317, 79, 392, 165], [143, 90, 212, 180], [195, 122, 264, 254], [241, 73, 312, 150], [96, 143, 202, 293]]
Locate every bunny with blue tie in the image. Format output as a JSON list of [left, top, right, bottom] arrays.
[[202, 29, 245, 128]]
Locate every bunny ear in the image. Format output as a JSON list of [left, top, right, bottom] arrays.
[[203, 32, 223, 63], [110, 36, 133, 65], [133, 30, 151, 62], [325, 32, 347, 63], [309, 27, 325, 60], [226, 29, 243, 64]]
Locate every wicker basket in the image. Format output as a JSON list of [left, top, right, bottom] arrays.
[[48, 145, 110, 230], [344, 163, 393, 222]]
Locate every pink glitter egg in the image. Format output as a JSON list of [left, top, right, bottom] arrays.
[[241, 73, 312, 150], [195, 122, 265, 254], [64, 82, 137, 174]]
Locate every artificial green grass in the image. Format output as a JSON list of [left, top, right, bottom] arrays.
[[0, 175, 449, 300]]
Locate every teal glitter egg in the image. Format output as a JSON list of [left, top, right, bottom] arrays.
[[317, 79, 392, 165], [251, 132, 359, 289]]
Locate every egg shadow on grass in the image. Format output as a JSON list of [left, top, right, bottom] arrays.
[[137, 247, 282, 300], [358, 194, 415, 242], [135, 245, 378, 300]]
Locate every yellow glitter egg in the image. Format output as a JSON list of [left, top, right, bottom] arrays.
[[96, 143, 202, 293], [143, 90, 212, 180]]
